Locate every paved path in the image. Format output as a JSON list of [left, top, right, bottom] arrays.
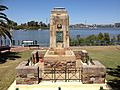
[[8, 80, 111, 90], [10, 46, 29, 52]]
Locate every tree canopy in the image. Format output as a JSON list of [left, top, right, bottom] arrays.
[[0, 5, 12, 41]]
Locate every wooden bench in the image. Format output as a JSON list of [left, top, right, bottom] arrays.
[[29, 45, 39, 49], [0, 46, 11, 53]]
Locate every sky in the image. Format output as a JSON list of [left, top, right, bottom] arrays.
[[0, 0, 120, 25]]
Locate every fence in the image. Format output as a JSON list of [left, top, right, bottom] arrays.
[[0, 39, 49, 47], [39, 67, 82, 82]]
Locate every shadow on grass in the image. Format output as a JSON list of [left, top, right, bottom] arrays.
[[0, 52, 21, 64], [107, 66, 120, 90]]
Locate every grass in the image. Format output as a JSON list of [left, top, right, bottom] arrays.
[[0, 46, 120, 90], [0, 50, 32, 90], [81, 46, 120, 68]]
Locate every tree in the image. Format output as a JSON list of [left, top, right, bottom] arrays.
[[111, 36, 116, 45], [8, 20, 18, 29], [117, 34, 120, 41], [86, 34, 97, 45], [97, 32, 104, 45], [104, 33, 110, 45], [0, 5, 12, 42], [76, 34, 80, 45], [70, 38, 79, 46], [79, 38, 85, 46]]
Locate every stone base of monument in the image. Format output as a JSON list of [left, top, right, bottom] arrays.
[[15, 49, 106, 84], [44, 48, 76, 70]]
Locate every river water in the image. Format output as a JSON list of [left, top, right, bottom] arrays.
[[12, 29, 120, 46]]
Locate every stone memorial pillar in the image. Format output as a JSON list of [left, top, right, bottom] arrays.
[[50, 7, 69, 49]]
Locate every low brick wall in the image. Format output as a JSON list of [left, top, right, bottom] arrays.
[[16, 61, 39, 84], [81, 61, 106, 84]]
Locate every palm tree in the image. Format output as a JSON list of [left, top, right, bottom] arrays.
[[0, 5, 12, 45]]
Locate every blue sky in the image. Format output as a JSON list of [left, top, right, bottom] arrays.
[[1, 0, 120, 24]]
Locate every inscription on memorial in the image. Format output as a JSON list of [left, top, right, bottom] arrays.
[[56, 31, 63, 43]]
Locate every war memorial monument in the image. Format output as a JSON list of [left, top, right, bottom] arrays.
[[8, 7, 110, 90]]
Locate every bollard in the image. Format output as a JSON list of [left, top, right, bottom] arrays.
[[16, 88, 19, 90], [33, 40, 34, 45], [4, 39, 6, 45], [99, 86, 104, 90], [7, 40, 10, 46], [35, 40, 37, 45], [18, 40, 20, 46], [58, 87, 61, 90], [12, 40, 15, 45], [1, 40, 3, 46]]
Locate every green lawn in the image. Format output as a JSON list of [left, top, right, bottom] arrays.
[[82, 46, 120, 68], [0, 50, 32, 90], [0, 46, 120, 90]]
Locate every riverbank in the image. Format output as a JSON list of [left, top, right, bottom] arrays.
[[2, 29, 120, 46]]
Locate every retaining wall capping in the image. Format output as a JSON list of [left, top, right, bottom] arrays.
[[16, 61, 39, 84]]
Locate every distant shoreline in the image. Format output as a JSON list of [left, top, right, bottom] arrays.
[[13, 28, 120, 31], [70, 28, 120, 30]]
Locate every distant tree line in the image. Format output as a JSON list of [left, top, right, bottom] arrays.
[[70, 33, 120, 46], [9, 20, 50, 30]]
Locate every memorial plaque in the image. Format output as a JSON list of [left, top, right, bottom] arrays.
[[56, 31, 63, 43]]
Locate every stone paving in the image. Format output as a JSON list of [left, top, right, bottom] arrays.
[[11, 46, 29, 52], [8, 80, 111, 90]]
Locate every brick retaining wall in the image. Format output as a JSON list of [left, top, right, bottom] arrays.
[[16, 61, 39, 84]]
